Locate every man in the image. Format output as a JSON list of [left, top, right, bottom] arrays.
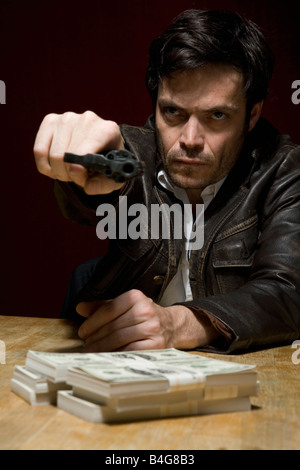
[[34, 10, 300, 353]]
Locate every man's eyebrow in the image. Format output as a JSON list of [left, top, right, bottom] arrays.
[[203, 105, 240, 114], [157, 98, 239, 114], [157, 98, 184, 110]]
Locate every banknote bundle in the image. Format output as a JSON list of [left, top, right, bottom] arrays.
[[11, 349, 259, 423]]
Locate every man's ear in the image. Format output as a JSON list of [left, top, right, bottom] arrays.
[[248, 100, 264, 132]]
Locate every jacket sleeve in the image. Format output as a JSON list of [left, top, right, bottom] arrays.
[[52, 121, 156, 225], [183, 146, 300, 353], [53, 180, 129, 226]]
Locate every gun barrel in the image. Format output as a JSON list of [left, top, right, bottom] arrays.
[[64, 150, 143, 183]]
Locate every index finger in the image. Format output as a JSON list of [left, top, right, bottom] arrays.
[[33, 114, 57, 178], [77, 299, 121, 340], [76, 300, 108, 318]]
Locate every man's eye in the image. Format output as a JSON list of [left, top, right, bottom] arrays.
[[166, 107, 179, 116], [212, 111, 226, 120]]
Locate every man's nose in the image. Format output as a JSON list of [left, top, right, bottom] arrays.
[[179, 116, 205, 149]]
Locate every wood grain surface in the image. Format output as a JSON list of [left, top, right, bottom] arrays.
[[0, 315, 299, 450]]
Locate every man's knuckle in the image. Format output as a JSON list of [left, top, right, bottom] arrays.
[[128, 289, 144, 302], [103, 120, 120, 139], [82, 110, 98, 122], [60, 111, 76, 124], [42, 113, 58, 125]]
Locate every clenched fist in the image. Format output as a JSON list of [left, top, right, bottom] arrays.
[[33, 110, 125, 194]]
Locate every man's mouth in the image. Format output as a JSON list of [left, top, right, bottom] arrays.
[[173, 158, 210, 166]]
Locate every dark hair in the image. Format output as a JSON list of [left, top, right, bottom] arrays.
[[146, 9, 274, 110]]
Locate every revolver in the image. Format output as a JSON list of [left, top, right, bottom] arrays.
[[64, 149, 143, 183]]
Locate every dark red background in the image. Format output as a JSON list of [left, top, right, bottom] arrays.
[[0, 0, 299, 318]]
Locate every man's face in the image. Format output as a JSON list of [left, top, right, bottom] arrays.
[[155, 64, 261, 203]]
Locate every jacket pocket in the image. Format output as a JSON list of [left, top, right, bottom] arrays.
[[212, 215, 258, 294]]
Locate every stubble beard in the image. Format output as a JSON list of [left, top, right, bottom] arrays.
[[157, 134, 218, 191], [156, 127, 247, 191]]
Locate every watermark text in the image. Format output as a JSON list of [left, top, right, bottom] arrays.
[[0, 340, 6, 364], [291, 340, 300, 364], [96, 196, 204, 250], [0, 80, 6, 104], [291, 80, 300, 105]]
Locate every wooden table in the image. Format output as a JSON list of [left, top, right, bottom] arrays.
[[0, 315, 300, 450]]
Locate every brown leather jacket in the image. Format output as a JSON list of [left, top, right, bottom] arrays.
[[54, 117, 300, 352]]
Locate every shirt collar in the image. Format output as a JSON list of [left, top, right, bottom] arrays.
[[157, 168, 226, 209]]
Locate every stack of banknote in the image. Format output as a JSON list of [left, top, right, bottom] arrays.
[[11, 348, 259, 423]]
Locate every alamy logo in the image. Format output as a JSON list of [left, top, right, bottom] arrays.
[[291, 80, 300, 105], [0, 80, 6, 104], [0, 340, 6, 364], [96, 196, 204, 250], [291, 340, 300, 364]]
